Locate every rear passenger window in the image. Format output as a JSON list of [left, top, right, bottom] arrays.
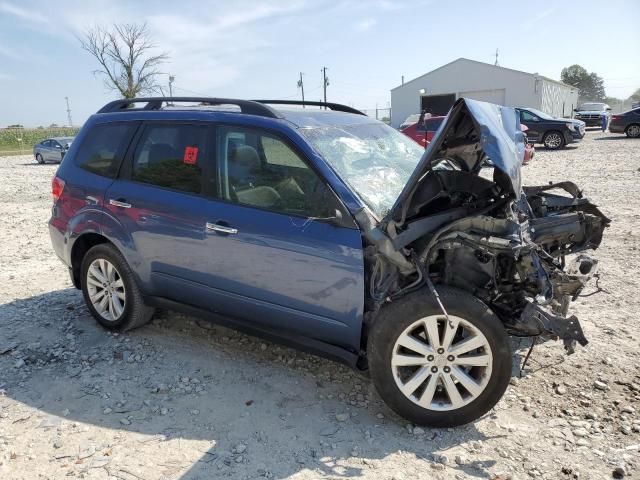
[[75, 123, 136, 178], [132, 124, 207, 194]]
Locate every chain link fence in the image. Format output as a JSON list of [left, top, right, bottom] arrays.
[[0, 127, 80, 157]]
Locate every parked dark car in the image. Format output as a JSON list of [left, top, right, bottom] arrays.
[[48, 97, 608, 427], [516, 107, 585, 150], [33, 136, 74, 164], [574, 102, 611, 127], [608, 108, 640, 138]]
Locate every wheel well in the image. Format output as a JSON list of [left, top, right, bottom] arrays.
[[70, 233, 111, 288], [626, 123, 640, 131]]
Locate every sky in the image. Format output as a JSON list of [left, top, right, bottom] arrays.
[[0, 0, 639, 127]]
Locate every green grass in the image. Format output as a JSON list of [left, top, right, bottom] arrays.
[[0, 127, 80, 156]]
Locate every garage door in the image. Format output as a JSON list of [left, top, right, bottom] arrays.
[[458, 88, 506, 105]]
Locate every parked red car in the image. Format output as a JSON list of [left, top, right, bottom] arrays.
[[400, 114, 445, 147], [402, 113, 534, 164]]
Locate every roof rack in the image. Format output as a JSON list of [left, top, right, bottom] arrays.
[[96, 97, 282, 118], [253, 100, 366, 116]]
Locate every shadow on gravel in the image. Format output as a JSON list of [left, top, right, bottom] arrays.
[[594, 136, 632, 141], [1, 289, 506, 479]]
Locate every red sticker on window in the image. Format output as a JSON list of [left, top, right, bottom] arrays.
[[183, 146, 199, 165]]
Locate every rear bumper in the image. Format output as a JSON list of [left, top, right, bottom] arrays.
[[49, 218, 71, 267], [608, 124, 625, 134]]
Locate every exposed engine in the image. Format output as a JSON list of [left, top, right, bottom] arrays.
[[360, 99, 610, 353]]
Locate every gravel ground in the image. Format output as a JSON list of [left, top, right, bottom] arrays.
[[1, 130, 639, 480]]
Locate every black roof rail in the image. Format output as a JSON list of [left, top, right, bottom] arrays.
[[252, 100, 366, 116], [96, 97, 283, 118]]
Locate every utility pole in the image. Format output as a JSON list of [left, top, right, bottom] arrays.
[[321, 67, 329, 106], [64, 97, 73, 127], [494, 48, 499, 66], [168, 75, 175, 97], [297, 72, 305, 106]]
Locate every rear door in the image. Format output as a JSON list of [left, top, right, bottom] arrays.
[[104, 121, 214, 300], [193, 125, 364, 349]]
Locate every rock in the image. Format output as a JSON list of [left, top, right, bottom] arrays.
[[103, 407, 112, 414], [119, 418, 131, 425], [413, 427, 425, 435], [432, 453, 449, 465], [160, 408, 168, 416], [454, 454, 467, 465], [620, 425, 632, 435], [335, 413, 349, 422], [376, 413, 385, 419], [14, 359, 25, 368], [573, 427, 589, 437], [555, 385, 567, 395], [621, 405, 635, 414], [613, 465, 627, 478], [593, 380, 609, 391], [190, 409, 200, 415], [320, 426, 339, 436], [233, 444, 247, 454]]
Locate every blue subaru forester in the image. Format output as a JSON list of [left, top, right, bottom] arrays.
[[49, 97, 608, 426]]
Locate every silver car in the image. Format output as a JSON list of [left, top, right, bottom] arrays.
[[33, 137, 74, 164]]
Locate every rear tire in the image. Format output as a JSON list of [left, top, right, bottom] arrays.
[[35, 153, 44, 164], [626, 124, 640, 138], [542, 131, 565, 150], [367, 287, 512, 427], [81, 243, 154, 331]]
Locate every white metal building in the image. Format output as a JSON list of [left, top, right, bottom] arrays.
[[391, 58, 578, 128]]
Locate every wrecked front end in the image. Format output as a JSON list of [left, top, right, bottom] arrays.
[[362, 98, 610, 353]]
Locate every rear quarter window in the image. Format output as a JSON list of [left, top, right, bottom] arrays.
[[74, 123, 137, 178]]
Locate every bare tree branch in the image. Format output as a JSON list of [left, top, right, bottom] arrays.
[[79, 23, 169, 98]]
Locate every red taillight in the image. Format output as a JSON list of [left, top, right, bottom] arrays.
[[611, 115, 622, 121], [52, 175, 65, 202]]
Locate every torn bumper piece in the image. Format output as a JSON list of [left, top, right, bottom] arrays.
[[518, 302, 588, 353]]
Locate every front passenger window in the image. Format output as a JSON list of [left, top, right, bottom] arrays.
[[218, 128, 334, 218]]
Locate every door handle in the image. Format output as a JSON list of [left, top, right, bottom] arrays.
[[206, 222, 238, 235], [85, 195, 99, 205], [109, 199, 132, 209]]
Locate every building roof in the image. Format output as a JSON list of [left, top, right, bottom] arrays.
[[391, 58, 575, 92]]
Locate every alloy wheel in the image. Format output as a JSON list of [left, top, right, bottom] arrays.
[[544, 132, 562, 149], [86, 258, 126, 321], [627, 125, 640, 138], [391, 315, 493, 411]]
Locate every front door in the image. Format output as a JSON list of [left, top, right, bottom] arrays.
[[519, 109, 542, 142], [195, 126, 364, 349]]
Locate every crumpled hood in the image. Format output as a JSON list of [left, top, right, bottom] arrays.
[[386, 98, 525, 223]]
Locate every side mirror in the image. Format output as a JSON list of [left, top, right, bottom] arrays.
[[573, 108, 578, 112], [606, 107, 612, 111]]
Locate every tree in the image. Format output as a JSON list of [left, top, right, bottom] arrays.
[[80, 23, 168, 98], [561, 64, 606, 101], [629, 88, 640, 102]]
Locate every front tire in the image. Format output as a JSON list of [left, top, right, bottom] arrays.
[[81, 243, 154, 331], [542, 131, 565, 150], [367, 287, 511, 427], [626, 124, 640, 138], [35, 153, 44, 164]]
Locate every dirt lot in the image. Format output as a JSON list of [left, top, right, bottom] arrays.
[[1, 130, 639, 480]]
